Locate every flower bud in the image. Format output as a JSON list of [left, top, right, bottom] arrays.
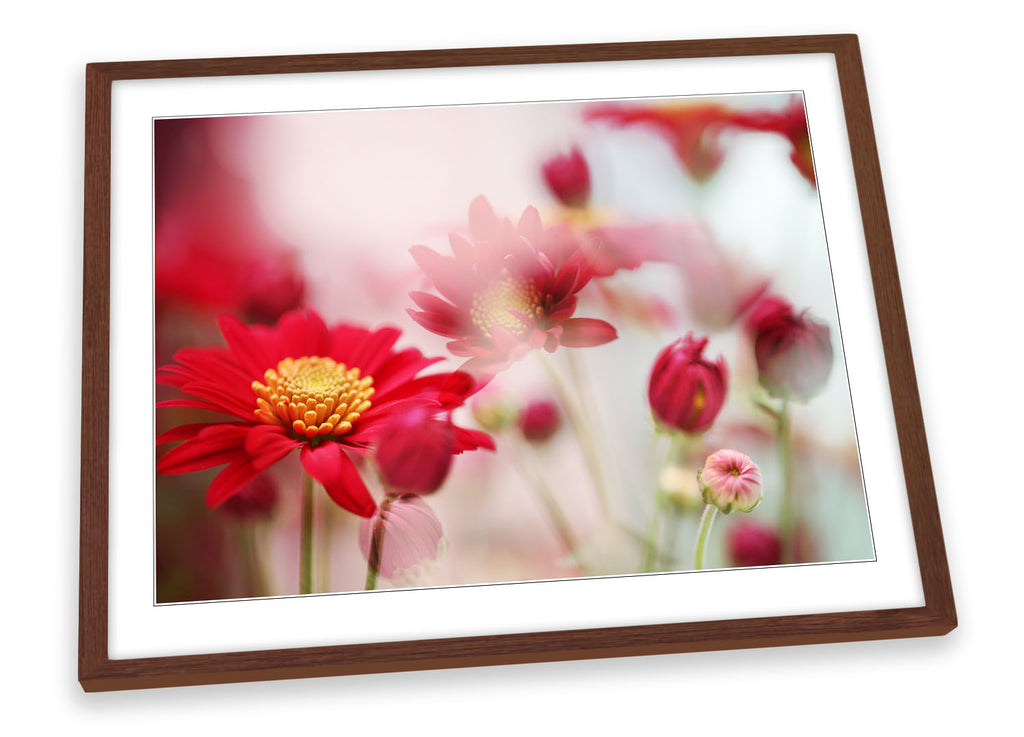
[[471, 394, 516, 432], [648, 334, 728, 434], [359, 495, 445, 581], [726, 520, 781, 567], [374, 407, 455, 494], [697, 449, 762, 514], [541, 146, 592, 208], [518, 399, 561, 443], [747, 296, 833, 401], [658, 463, 704, 511], [243, 253, 306, 324]]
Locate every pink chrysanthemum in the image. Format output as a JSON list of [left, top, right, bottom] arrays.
[[407, 196, 618, 374], [156, 309, 493, 517]]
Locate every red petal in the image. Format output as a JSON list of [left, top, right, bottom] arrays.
[[559, 318, 618, 347], [516, 206, 544, 245], [489, 324, 524, 353], [156, 398, 238, 416], [437, 370, 477, 408], [345, 326, 403, 376], [410, 245, 473, 304], [156, 422, 246, 445], [407, 308, 464, 339], [206, 462, 261, 508], [178, 380, 257, 420], [372, 348, 443, 396], [217, 314, 280, 377], [157, 425, 250, 474], [300, 443, 376, 517], [453, 426, 496, 452], [275, 310, 331, 359], [243, 425, 301, 471], [445, 338, 485, 357]]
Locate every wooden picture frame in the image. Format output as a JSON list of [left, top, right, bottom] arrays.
[[80, 33, 955, 692]]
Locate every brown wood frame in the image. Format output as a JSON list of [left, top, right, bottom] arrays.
[[80, 33, 955, 692]]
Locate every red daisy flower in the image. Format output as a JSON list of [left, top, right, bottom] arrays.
[[407, 196, 618, 374], [156, 309, 493, 517]]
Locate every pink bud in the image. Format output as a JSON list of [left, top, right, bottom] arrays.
[[647, 334, 728, 434], [518, 399, 561, 442], [698, 449, 762, 514], [748, 296, 833, 401], [359, 495, 445, 580], [541, 146, 592, 208], [726, 520, 781, 567], [374, 407, 455, 495]]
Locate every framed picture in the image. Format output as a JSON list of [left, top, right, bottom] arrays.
[[79, 34, 955, 692]]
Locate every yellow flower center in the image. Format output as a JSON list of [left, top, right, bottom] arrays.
[[470, 276, 543, 338], [251, 356, 374, 440]]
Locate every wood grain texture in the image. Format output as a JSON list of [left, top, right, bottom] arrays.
[[79, 34, 955, 693]]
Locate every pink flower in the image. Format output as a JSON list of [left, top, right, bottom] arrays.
[[518, 399, 561, 442], [747, 296, 833, 401], [586, 102, 737, 182], [359, 495, 445, 582], [698, 449, 763, 514], [587, 95, 815, 186], [647, 334, 728, 434], [408, 196, 617, 374], [727, 520, 782, 567], [541, 146, 592, 208], [730, 98, 815, 185]]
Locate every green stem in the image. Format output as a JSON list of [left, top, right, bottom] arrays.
[[663, 508, 683, 568], [777, 399, 795, 563], [316, 490, 331, 593], [508, 434, 579, 558], [300, 473, 314, 595], [642, 433, 682, 572], [538, 352, 611, 516], [233, 523, 269, 598], [364, 499, 389, 591], [693, 504, 718, 570]]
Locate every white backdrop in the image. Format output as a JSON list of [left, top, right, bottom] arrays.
[[1, 1, 1018, 734]]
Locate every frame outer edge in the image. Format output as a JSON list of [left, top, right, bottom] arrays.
[[78, 34, 955, 693], [79, 63, 114, 689], [831, 36, 956, 629]]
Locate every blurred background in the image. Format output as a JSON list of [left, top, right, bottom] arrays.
[[154, 91, 872, 602]]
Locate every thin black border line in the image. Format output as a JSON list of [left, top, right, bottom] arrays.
[[135, 88, 882, 614]]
